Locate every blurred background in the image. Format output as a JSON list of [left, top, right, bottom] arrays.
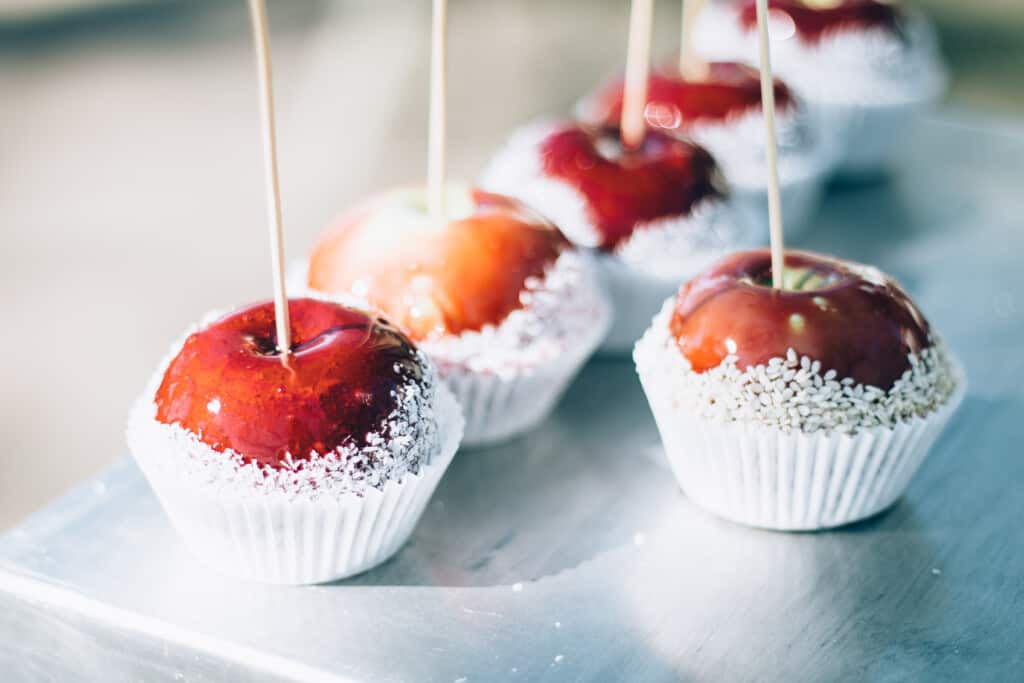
[[0, 0, 1022, 530]]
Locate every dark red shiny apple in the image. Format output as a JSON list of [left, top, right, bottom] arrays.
[[669, 249, 931, 389], [583, 62, 794, 132], [155, 298, 425, 468], [308, 186, 569, 341], [737, 0, 901, 44], [538, 124, 724, 250]]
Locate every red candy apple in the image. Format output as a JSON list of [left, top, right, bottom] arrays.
[[669, 249, 931, 389], [737, 0, 901, 44], [155, 298, 425, 468], [538, 125, 724, 250], [583, 62, 794, 133], [308, 187, 569, 342]]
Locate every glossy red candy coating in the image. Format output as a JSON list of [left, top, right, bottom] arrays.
[[308, 189, 569, 341], [669, 249, 931, 389], [737, 0, 901, 44], [586, 62, 795, 132], [539, 125, 723, 250], [155, 298, 425, 469]]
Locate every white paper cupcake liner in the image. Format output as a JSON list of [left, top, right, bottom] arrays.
[[443, 302, 609, 447], [636, 333, 966, 531], [596, 253, 684, 354], [810, 96, 938, 177], [730, 168, 824, 241], [128, 381, 463, 585]]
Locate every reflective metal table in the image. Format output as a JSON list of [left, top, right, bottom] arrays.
[[1, 113, 1022, 681]]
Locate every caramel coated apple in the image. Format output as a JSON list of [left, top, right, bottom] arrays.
[[539, 125, 724, 250], [669, 250, 931, 389], [308, 187, 569, 341], [584, 62, 794, 132], [737, 0, 901, 44], [155, 298, 425, 468]]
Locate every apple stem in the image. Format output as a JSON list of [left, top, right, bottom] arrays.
[[792, 268, 816, 291], [678, 0, 709, 80], [754, 0, 786, 290], [247, 0, 291, 358], [427, 0, 448, 223], [620, 0, 654, 150]]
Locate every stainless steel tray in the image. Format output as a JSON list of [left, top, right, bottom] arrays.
[[2, 113, 1022, 681]]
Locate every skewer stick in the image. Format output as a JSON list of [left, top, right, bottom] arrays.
[[427, 0, 448, 222], [620, 0, 654, 149], [247, 0, 291, 356], [754, 0, 785, 289], [678, 0, 709, 80]]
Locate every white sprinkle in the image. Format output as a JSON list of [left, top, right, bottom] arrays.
[[206, 398, 221, 415], [554, 621, 562, 629], [512, 583, 524, 592], [553, 655, 564, 664], [932, 568, 942, 576]]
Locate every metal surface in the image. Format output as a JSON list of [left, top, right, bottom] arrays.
[[1, 113, 1023, 681]]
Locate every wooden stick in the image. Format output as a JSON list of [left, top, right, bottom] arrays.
[[247, 0, 291, 357], [678, 0, 709, 79], [754, 0, 785, 289], [620, 0, 654, 149], [427, 0, 448, 222]]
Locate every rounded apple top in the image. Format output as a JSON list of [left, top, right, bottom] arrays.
[[308, 186, 569, 342], [154, 298, 429, 469], [736, 0, 901, 44], [538, 124, 725, 250], [583, 62, 795, 132], [669, 249, 932, 389]]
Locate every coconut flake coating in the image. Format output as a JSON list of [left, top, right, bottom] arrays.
[[128, 309, 447, 501], [683, 107, 828, 191], [636, 301, 959, 435], [612, 204, 745, 281]]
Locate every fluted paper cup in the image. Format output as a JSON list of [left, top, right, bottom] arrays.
[[596, 254, 684, 354], [443, 300, 609, 447], [445, 358, 582, 448], [730, 169, 825, 242], [636, 329, 965, 531], [811, 97, 936, 178], [127, 382, 463, 584]]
